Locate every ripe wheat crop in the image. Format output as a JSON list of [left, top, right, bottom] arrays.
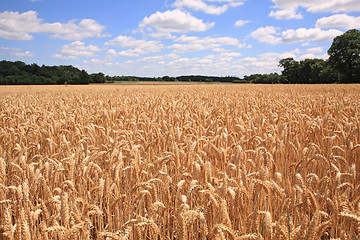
[[0, 84, 359, 239]]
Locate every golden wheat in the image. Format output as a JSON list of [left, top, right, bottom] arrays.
[[0, 84, 359, 239]]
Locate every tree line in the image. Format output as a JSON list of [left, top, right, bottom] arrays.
[[1, 29, 359, 85], [0, 61, 106, 85]]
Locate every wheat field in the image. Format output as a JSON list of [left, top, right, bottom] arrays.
[[0, 84, 359, 240]]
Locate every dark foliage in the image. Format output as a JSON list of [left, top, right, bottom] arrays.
[[0, 61, 105, 85], [328, 29, 360, 83]]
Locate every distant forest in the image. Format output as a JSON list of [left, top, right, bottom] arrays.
[[0, 61, 106, 85], [1, 29, 359, 85]]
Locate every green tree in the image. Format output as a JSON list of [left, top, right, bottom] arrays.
[[78, 70, 90, 84], [162, 76, 175, 81], [57, 73, 69, 84], [319, 65, 341, 83], [328, 29, 360, 83], [90, 72, 106, 83], [298, 59, 328, 84], [278, 58, 300, 83]]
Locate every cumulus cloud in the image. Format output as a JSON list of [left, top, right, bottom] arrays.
[[173, 0, 244, 15], [52, 54, 79, 60], [52, 41, 100, 60], [269, 0, 360, 20], [64, 41, 99, 56], [136, 54, 180, 63], [170, 35, 245, 53], [49, 19, 108, 40], [316, 14, 360, 30], [234, 20, 250, 27], [0, 29, 33, 40], [217, 51, 242, 60], [106, 49, 140, 58], [298, 53, 328, 60], [139, 9, 214, 33], [105, 35, 164, 57], [277, 0, 360, 12], [306, 47, 323, 54], [147, 32, 176, 39], [174, 0, 226, 15], [249, 26, 282, 44], [250, 26, 343, 44], [269, 9, 303, 20], [232, 50, 302, 75], [295, 47, 328, 60], [0, 11, 107, 40], [281, 28, 343, 43]]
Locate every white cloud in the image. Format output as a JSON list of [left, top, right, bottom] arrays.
[[281, 28, 343, 43], [298, 53, 328, 60], [212, 47, 228, 52], [269, 9, 303, 20], [234, 20, 250, 27], [106, 49, 143, 58], [0, 11, 42, 33], [162, 51, 242, 76], [147, 32, 176, 39], [233, 50, 302, 75], [250, 26, 343, 44], [82, 59, 115, 72], [62, 41, 100, 56], [170, 35, 244, 53], [48, 19, 108, 40], [0, 11, 107, 41], [0, 29, 33, 40], [170, 43, 205, 53], [173, 0, 244, 15], [105, 35, 164, 57], [185, 52, 242, 65], [52, 54, 79, 60], [306, 47, 323, 54], [270, 0, 360, 18], [174, 0, 225, 15], [249, 26, 282, 44], [106, 35, 160, 49], [259, 51, 298, 62], [52, 41, 100, 60], [136, 54, 180, 63], [139, 9, 214, 33], [316, 14, 360, 30], [218, 51, 242, 59]]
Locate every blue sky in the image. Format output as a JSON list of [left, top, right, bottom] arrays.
[[0, 0, 359, 77]]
